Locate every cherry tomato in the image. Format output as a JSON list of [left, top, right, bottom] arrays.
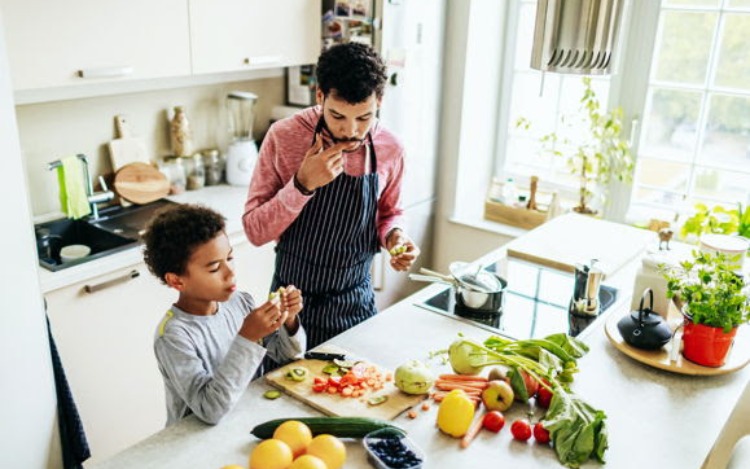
[[482, 411, 506, 433], [510, 419, 532, 441], [536, 385, 554, 409], [533, 422, 551, 444]]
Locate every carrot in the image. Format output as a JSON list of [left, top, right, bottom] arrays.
[[439, 374, 489, 382], [434, 381, 489, 392], [460, 411, 487, 449], [407, 410, 418, 419], [421, 402, 431, 411]]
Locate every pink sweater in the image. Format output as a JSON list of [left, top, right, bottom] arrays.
[[243, 106, 405, 247]]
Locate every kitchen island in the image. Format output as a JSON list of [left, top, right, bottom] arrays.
[[86, 217, 750, 469]]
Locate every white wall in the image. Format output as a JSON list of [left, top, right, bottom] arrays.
[[0, 12, 59, 469], [433, 0, 515, 271], [17, 77, 284, 217]]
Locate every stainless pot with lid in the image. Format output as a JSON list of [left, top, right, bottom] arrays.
[[409, 262, 507, 313]]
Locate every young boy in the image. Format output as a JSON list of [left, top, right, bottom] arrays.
[[142, 204, 306, 426]]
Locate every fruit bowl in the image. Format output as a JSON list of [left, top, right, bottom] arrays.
[[363, 428, 425, 469]]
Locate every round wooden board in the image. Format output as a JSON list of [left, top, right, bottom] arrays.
[[113, 162, 170, 205], [605, 311, 750, 376]]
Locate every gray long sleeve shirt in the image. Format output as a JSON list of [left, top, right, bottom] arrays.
[[153, 291, 306, 426]]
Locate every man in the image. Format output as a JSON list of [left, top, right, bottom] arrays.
[[243, 42, 419, 348]]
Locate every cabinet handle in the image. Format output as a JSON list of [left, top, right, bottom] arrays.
[[77, 66, 134, 79], [84, 269, 140, 294], [243, 56, 282, 66]]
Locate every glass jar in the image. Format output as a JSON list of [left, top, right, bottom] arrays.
[[203, 149, 223, 186], [186, 153, 205, 190], [160, 157, 186, 193]]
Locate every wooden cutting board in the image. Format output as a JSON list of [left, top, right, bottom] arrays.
[[265, 347, 425, 420], [113, 162, 170, 205], [108, 115, 149, 171], [506, 213, 655, 277]]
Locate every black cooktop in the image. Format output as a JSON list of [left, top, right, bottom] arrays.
[[417, 259, 617, 339]]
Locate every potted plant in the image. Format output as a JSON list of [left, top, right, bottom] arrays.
[[662, 250, 750, 367], [516, 77, 635, 214]]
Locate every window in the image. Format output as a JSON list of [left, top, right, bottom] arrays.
[[628, 0, 750, 223], [494, 0, 750, 223], [497, 0, 612, 205]]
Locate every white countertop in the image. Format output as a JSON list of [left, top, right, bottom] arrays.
[[37, 185, 250, 293], [84, 239, 750, 469]]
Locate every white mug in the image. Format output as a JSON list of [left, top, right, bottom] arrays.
[[699, 234, 749, 273]]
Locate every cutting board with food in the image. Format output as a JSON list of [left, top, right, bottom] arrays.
[[506, 213, 655, 277], [265, 346, 426, 421], [113, 162, 170, 205]]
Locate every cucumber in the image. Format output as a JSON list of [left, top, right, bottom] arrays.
[[251, 417, 404, 439]]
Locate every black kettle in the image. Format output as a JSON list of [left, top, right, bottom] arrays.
[[617, 289, 673, 350]]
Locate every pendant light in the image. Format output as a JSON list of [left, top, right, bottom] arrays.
[[530, 0, 625, 75]]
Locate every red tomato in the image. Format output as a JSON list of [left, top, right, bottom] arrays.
[[536, 385, 554, 409], [327, 376, 342, 388], [533, 423, 551, 444], [510, 419, 532, 441], [482, 411, 506, 433], [311, 383, 326, 393]]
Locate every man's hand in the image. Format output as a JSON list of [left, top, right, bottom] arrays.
[[386, 229, 420, 272], [280, 285, 303, 334], [296, 133, 359, 192]]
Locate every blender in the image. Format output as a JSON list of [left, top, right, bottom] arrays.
[[225, 91, 259, 186]]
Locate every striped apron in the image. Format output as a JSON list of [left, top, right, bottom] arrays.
[[271, 119, 380, 349]]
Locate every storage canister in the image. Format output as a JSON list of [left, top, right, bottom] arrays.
[[630, 251, 678, 319]]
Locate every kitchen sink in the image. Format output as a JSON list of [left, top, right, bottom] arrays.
[[35, 199, 177, 272]]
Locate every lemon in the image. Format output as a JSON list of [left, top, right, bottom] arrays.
[[249, 438, 293, 469], [305, 434, 346, 469], [273, 420, 313, 458], [289, 455, 327, 469]]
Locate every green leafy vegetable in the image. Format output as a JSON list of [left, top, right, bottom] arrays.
[[542, 391, 608, 467]]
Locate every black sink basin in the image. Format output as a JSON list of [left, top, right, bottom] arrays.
[[35, 219, 137, 271], [35, 199, 177, 272], [92, 199, 177, 240]]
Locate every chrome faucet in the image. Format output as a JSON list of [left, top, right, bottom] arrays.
[[48, 154, 115, 220]]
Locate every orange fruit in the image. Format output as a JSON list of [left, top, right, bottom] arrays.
[[305, 434, 346, 469], [288, 455, 327, 469], [272, 420, 313, 458], [249, 438, 293, 469]]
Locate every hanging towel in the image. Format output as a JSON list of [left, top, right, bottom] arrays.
[[57, 156, 91, 219], [46, 314, 91, 468]]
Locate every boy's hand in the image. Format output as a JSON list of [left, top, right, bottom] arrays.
[[386, 229, 420, 272], [280, 285, 303, 334], [238, 300, 289, 343]]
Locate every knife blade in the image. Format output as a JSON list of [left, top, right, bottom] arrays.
[[303, 351, 347, 361]]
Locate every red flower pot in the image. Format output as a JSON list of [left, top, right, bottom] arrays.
[[682, 317, 738, 367]]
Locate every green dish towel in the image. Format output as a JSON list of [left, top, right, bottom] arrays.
[[57, 156, 91, 219]]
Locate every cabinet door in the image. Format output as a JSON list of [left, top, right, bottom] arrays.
[[1, 0, 191, 91], [189, 0, 321, 74], [45, 264, 173, 464]]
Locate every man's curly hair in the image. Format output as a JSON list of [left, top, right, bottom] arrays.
[[141, 204, 226, 283], [316, 42, 387, 103]]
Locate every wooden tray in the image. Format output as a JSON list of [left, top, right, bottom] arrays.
[[604, 312, 750, 376], [265, 346, 425, 420]]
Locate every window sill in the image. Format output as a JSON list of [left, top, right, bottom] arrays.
[[448, 214, 530, 239]]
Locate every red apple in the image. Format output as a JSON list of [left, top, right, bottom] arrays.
[[482, 411, 506, 433], [481, 380, 515, 411]]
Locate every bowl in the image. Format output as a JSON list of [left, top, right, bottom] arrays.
[[60, 244, 91, 262], [363, 428, 425, 469]]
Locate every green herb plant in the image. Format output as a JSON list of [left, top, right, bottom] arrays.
[[516, 77, 634, 215], [433, 333, 607, 468], [662, 250, 750, 333]]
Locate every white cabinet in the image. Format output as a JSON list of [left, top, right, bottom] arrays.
[[45, 263, 173, 464], [189, 0, 321, 74], [1, 0, 191, 91]]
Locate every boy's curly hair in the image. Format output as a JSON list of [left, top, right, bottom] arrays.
[[142, 204, 226, 283], [316, 42, 387, 103]]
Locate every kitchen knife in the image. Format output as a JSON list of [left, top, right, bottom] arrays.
[[303, 351, 347, 361]]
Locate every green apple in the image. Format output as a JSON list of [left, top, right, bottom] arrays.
[[481, 379, 515, 411]]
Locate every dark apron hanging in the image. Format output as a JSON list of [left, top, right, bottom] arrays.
[[271, 117, 380, 349]]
